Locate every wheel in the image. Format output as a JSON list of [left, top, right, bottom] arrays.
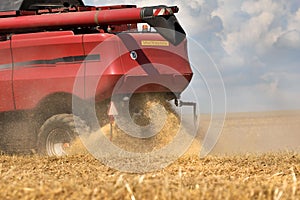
[[37, 114, 90, 156]]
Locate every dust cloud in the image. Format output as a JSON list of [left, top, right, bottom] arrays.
[[1, 100, 300, 157], [188, 110, 300, 155]]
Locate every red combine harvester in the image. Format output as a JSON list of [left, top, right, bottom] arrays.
[[0, 0, 194, 156]]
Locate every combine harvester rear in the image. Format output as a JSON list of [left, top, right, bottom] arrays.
[[0, 0, 196, 156]]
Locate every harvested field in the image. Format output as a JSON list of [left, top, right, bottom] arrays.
[[0, 111, 300, 199], [0, 153, 300, 199]]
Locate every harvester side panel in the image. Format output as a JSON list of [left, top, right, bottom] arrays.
[[116, 33, 192, 94], [0, 40, 14, 111], [11, 32, 86, 110], [83, 33, 125, 101]]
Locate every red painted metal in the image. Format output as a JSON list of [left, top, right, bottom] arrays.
[[0, 3, 192, 113], [0, 40, 14, 111], [0, 11, 17, 17], [0, 8, 142, 33]]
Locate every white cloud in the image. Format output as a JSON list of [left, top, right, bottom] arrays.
[[241, 0, 282, 15], [288, 8, 300, 30], [215, 0, 290, 67], [275, 30, 300, 49], [187, 0, 205, 10]]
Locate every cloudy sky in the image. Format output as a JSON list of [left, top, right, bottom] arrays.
[[84, 0, 300, 112]]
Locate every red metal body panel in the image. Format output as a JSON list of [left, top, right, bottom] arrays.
[[0, 31, 192, 112], [0, 40, 14, 111], [83, 32, 192, 100], [83, 33, 124, 101], [11, 31, 85, 110], [118, 33, 190, 74], [112, 33, 192, 94]]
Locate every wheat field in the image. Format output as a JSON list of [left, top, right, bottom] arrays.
[[1, 111, 300, 199]]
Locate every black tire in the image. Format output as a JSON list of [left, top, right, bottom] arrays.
[[37, 114, 90, 156]]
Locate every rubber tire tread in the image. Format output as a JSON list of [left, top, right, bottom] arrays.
[[37, 114, 90, 156]]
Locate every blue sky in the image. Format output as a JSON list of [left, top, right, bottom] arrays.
[[84, 0, 300, 112]]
